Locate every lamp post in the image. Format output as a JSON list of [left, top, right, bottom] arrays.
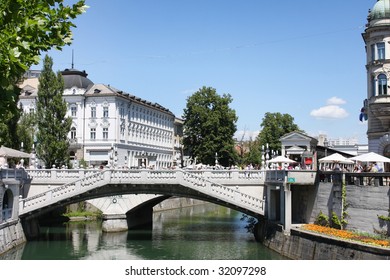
[[261, 145, 265, 170]]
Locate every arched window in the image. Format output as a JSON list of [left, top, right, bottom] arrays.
[[70, 127, 76, 139], [2, 189, 13, 222], [378, 74, 387, 95]]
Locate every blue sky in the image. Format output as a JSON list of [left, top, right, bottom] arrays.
[[38, 0, 375, 143]]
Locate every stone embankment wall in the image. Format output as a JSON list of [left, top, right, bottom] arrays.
[[0, 220, 26, 257], [261, 224, 390, 260], [310, 182, 390, 235], [261, 179, 390, 260]]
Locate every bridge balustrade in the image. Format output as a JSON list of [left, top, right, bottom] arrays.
[[25, 168, 265, 186]]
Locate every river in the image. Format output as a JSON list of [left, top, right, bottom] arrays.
[[4, 203, 287, 260]]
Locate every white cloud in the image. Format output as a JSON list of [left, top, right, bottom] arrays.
[[181, 89, 197, 95], [234, 130, 260, 141], [310, 105, 349, 119], [327, 96, 346, 105]]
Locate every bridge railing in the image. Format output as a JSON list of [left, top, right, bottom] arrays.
[[319, 171, 390, 187], [20, 169, 264, 216], [25, 168, 265, 186], [0, 168, 29, 180]]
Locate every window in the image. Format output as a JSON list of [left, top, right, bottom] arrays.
[[103, 107, 109, 118], [103, 128, 108, 140], [90, 128, 96, 140], [71, 106, 77, 117], [371, 42, 386, 61], [70, 127, 76, 139], [91, 107, 96, 118], [377, 42, 385, 60], [378, 74, 387, 95]]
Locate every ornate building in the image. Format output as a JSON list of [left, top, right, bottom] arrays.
[[362, 0, 390, 157], [19, 68, 177, 169]]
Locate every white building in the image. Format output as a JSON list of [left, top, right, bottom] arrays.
[[19, 68, 176, 169], [362, 0, 390, 157]]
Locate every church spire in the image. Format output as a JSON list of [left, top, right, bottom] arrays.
[[71, 49, 74, 69]]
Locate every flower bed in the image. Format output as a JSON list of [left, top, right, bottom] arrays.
[[302, 224, 390, 248]]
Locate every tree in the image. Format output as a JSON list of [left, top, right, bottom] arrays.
[[183, 86, 238, 167], [36, 55, 72, 168], [16, 112, 37, 154], [0, 0, 86, 146], [256, 112, 302, 155]]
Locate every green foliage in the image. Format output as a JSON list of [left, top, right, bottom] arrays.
[[315, 211, 330, 227], [240, 214, 258, 233], [0, 0, 86, 141], [331, 211, 342, 230], [341, 182, 349, 227], [36, 55, 72, 168], [242, 138, 262, 167], [378, 215, 390, 222], [16, 112, 37, 153], [0, 87, 21, 147], [79, 158, 87, 169], [256, 112, 302, 155], [183, 86, 238, 167]]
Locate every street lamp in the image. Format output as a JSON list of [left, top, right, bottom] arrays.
[[261, 145, 265, 170]]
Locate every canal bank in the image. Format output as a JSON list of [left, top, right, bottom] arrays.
[[255, 222, 390, 260]]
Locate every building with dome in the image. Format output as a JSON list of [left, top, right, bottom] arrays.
[[19, 68, 179, 169], [362, 0, 390, 158]]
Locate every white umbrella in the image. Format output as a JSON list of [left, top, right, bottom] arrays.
[[319, 153, 354, 164], [349, 152, 390, 163], [268, 155, 297, 164]]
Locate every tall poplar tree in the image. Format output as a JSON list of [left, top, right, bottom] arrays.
[[183, 86, 238, 167], [36, 55, 71, 168]]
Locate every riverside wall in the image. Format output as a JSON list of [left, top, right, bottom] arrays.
[[0, 220, 26, 258], [258, 178, 390, 260], [310, 182, 390, 235], [260, 224, 390, 260]]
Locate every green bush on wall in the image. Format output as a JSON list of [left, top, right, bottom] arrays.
[[315, 211, 330, 227]]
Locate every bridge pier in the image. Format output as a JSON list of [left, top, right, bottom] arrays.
[[102, 206, 154, 232], [102, 214, 128, 232]]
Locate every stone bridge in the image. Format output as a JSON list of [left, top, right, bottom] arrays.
[[20, 169, 267, 232]]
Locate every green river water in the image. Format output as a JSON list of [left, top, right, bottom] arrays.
[[5, 203, 288, 260]]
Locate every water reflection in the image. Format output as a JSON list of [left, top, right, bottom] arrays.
[[5, 204, 287, 260]]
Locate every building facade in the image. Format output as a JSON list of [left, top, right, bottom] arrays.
[[362, 0, 390, 157], [19, 68, 177, 169]]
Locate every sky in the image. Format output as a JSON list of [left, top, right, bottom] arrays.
[[36, 0, 376, 144]]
